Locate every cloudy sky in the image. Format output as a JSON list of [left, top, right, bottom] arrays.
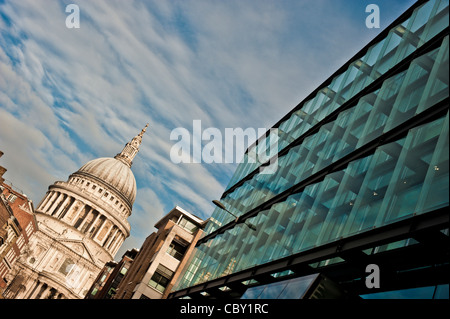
[[0, 0, 414, 259]]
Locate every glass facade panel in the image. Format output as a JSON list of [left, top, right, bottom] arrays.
[[434, 284, 450, 299], [277, 274, 319, 299], [241, 274, 319, 299], [361, 284, 449, 299], [254, 281, 286, 299], [240, 286, 265, 299]]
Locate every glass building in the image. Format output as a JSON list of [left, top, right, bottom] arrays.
[[170, 0, 449, 299]]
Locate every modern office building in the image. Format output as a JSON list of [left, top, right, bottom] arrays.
[[113, 206, 205, 299], [170, 0, 449, 299]]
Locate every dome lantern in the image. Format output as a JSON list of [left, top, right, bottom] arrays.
[[114, 123, 148, 168]]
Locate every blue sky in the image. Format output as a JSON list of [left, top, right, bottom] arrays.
[[0, 0, 415, 259]]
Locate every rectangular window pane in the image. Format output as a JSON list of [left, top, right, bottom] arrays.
[[149, 264, 174, 293]]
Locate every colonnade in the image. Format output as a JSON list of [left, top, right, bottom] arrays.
[[37, 190, 126, 256], [4, 278, 69, 299], [26, 281, 66, 299]]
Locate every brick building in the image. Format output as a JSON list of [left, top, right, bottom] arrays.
[[0, 192, 21, 296], [0, 151, 6, 184], [0, 181, 38, 298]]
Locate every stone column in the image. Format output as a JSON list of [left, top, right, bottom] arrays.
[[38, 192, 53, 212], [111, 234, 124, 256], [27, 281, 42, 299], [86, 212, 101, 235], [75, 267, 91, 296], [69, 203, 86, 226], [53, 195, 71, 218], [33, 283, 48, 299], [100, 224, 114, 246], [39, 285, 52, 299], [62, 200, 82, 224], [47, 192, 60, 211], [78, 207, 94, 232], [58, 197, 76, 219], [97, 221, 112, 245], [108, 230, 121, 253], [104, 227, 118, 249], [92, 217, 107, 240], [16, 276, 36, 299], [44, 192, 60, 214], [48, 193, 65, 216]]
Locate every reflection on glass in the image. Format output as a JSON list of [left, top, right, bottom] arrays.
[[241, 274, 319, 299]]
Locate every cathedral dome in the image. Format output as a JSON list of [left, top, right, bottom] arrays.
[[76, 157, 137, 205], [72, 123, 149, 207]]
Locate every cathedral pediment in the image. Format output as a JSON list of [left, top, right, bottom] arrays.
[[59, 239, 96, 264]]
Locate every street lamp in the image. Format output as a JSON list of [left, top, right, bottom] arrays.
[[212, 200, 257, 231]]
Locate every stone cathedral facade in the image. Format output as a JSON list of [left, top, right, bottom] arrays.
[[4, 125, 148, 299]]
